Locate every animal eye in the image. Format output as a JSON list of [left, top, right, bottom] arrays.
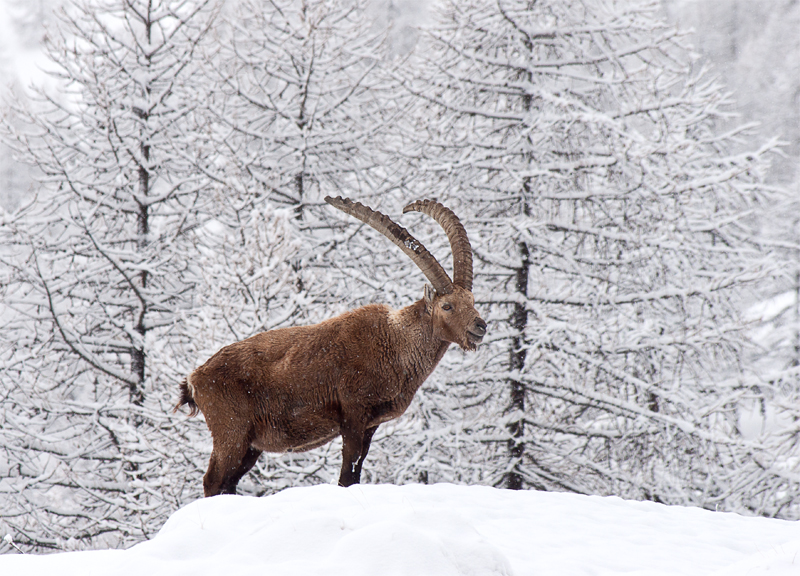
[[442, 303, 453, 311]]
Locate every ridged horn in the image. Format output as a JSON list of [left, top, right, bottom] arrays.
[[403, 200, 473, 291], [325, 196, 454, 295]]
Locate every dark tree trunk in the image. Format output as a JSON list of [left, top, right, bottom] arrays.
[[506, 239, 529, 490], [130, 8, 152, 408]]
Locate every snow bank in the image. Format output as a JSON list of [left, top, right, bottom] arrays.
[[1, 484, 799, 575]]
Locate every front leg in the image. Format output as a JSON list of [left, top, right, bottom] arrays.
[[353, 425, 378, 483], [338, 424, 378, 487]]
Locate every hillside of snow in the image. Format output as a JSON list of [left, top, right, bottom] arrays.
[[1, 483, 799, 575]]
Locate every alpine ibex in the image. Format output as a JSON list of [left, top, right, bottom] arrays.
[[175, 197, 486, 495]]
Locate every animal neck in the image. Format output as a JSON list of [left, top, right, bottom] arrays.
[[391, 299, 451, 381]]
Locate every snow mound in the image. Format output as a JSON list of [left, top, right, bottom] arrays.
[[712, 538, 800, 576], [1, 483, 799, 575]]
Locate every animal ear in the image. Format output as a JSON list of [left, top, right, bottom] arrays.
[[423, 284, 435, 312]]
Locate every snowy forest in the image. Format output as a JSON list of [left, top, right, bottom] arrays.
[[0, 0, 799, 554]]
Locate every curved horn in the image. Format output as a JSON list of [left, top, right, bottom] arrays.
[[325, 196, 454, 295], [403, 200, 473, 291]]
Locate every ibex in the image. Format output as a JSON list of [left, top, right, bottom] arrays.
[[175, 197, 486, 495]]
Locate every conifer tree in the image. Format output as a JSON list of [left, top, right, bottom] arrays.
[[0, 0, 218, 549], [401, 0, 781, 509]]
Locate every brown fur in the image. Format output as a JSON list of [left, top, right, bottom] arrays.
[[174, 200, 486, 496]]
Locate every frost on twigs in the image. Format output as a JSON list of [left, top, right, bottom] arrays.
[[3, 534, 24, 554], [400, 0, 790, 514]]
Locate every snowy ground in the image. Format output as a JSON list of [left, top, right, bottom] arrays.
[[1, 483, 799, 575]]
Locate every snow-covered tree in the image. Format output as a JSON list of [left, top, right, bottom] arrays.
[[656, 0, 800, 518], [394, 0, 789, 512], [180, 0, 423, 490], [199, 0, 406, 216], [663, 0, 800, 185], [0, 0, 219, 550]]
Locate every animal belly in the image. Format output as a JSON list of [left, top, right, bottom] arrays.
[[285, 429, 341, 452], [252, 413, 340, 454]]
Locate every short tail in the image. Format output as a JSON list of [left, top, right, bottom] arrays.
[[173, 378, 200, 417]]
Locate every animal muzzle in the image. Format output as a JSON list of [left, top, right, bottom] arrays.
[[467, 318, 487, 345]]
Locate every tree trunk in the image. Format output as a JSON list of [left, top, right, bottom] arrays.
[[506, 239, 529, 490]]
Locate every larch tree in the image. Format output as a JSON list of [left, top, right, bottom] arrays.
[[731, 1, 800, 517], [198, 0, 405, 219], [398, 0, 789, 513], [743, 183, 800, 518], [182, 0, 418, 491], [0, 0, 219, 550]]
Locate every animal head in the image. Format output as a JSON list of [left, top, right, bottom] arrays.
[[325, 196, 486, 351], [424, 284, 486, 351]]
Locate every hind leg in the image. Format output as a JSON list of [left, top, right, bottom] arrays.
[[204, 443, 261, 497], [221, 447, 262, 495]]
